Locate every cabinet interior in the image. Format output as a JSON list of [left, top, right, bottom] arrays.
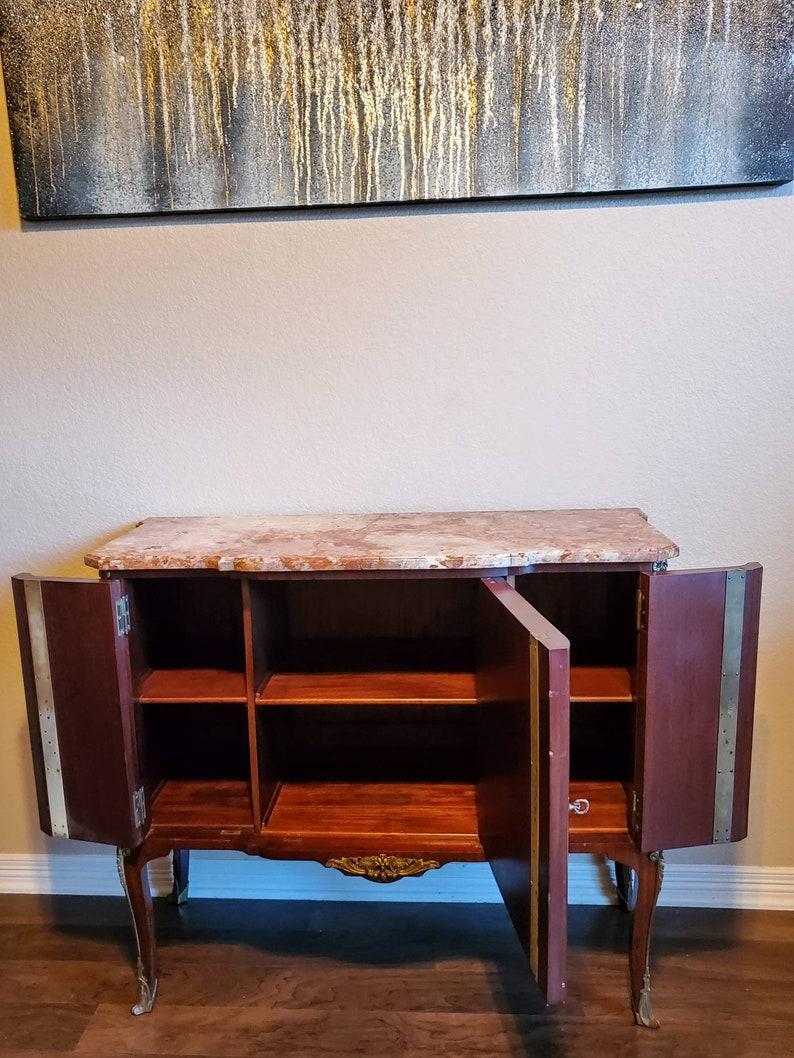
[[516, 571, 638, 784], [128, 572, 637, 844], [129, 577, 250, 813]]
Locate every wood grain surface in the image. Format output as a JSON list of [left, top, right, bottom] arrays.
[[0, 895, 790, 1057], [257, 670, 478, 706]]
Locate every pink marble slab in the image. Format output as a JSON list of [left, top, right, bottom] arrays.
[[84, 509, 679, 573]]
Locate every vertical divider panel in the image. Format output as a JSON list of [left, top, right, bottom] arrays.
[[245, 579, 285, 829], [242, 579, 261, 829]]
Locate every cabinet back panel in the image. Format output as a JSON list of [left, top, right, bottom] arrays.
[[279, 637, 475, 673], [130, 578, 245, 672], [570, 702, 634, 782], [517, 572, 637, 667], [140, 703, 250, 784], [261, 705, 477, 782], [285, 579, 478, 641]]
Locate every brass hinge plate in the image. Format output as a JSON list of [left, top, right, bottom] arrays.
[[132, 786, 146, 828], [115, 595, 131, 637], [631, 789, 641, 831]]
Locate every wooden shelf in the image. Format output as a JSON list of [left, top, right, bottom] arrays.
[[570, 666, 634, 703], [256, 670, 478, 706], [149, 779, 252, 830], [257, 667, 631, 706], [146, 777, 626, 854], [136, 668, 247, 704], [568, 781, 629, 840], [261, 781, 483, 858]]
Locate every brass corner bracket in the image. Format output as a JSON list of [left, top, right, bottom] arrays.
[[324, 854, 441, 883]]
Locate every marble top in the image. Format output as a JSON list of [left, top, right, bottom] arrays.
[[85, 509, 679, 573]]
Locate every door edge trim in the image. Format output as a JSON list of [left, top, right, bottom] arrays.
[[24, 580, 69, 838], [713, 569, 746, 843]]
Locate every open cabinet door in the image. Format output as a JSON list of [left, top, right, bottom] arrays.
[[12, 575, 145, 847], [635, 564, 762, 852], [476, 578, 570, 1006]]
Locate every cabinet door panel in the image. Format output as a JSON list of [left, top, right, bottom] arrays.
[[12, 575, 144, 847], [636, 564, 762, 852], [476, 578, 570, 1006]]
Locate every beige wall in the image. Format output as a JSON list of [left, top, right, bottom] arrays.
[[1, 67, 792, 867]]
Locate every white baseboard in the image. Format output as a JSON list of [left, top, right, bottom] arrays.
[[0, 852, 792, 910]]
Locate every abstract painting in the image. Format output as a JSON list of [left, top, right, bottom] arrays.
[[0, 0, 791, 219]]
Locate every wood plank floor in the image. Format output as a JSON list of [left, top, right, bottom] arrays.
[[0, 894, 791, 1057]]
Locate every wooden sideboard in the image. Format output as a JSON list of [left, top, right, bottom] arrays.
[[12, 509, 761, 1028]]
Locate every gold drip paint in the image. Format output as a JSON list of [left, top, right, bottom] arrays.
[[25, 72, 40, 216], [228, 0, 241, 108], [52, 74, 66, 180], [36, 82, 55, 192], [512, 0, 526, 182], [563, 4, 581, 188], [157, 29, 175, 208], [139, 0, 160, 179], [67, 65, 80, 141]]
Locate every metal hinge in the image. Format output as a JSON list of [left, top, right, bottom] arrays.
[[635, 588, 646, 632], [630, 789, 640, 830], [132, 786, 146, 828], [115, 595, 131, 636]]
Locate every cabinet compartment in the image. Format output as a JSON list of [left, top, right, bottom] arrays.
[[262, 780, 483, 858], [140, 702, 250, 782], [568, 780, 629, 840], [517, 571, 637, 788], [259, 704, 477, 783], [127, 577, 251, 823], [253, 577, 477, 678], [249, 578, 480, 828], [139, 701, 252, 827], [129, 577, 246, 701], [570, 703, 633, 782], [517, 570, 637, 669], [251, 577, 478, 704], [149, 779, 252, 831]]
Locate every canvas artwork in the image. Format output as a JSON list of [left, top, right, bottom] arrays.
[[0, 0, 791, 219]]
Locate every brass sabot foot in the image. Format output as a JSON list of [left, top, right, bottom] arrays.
[[633, 972, 660, 1030], [131, 962, 157, 1016]]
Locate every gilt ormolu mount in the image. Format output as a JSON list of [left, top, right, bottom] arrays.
[[12, 508, 761, 1028]]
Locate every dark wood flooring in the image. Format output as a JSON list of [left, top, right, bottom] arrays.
[[0, 894, 791, 1057]]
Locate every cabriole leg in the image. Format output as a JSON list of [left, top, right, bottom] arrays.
[[630, 850, 665, 1029], [168, 849, 190, 905], [117, 846, 158, 1015]]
